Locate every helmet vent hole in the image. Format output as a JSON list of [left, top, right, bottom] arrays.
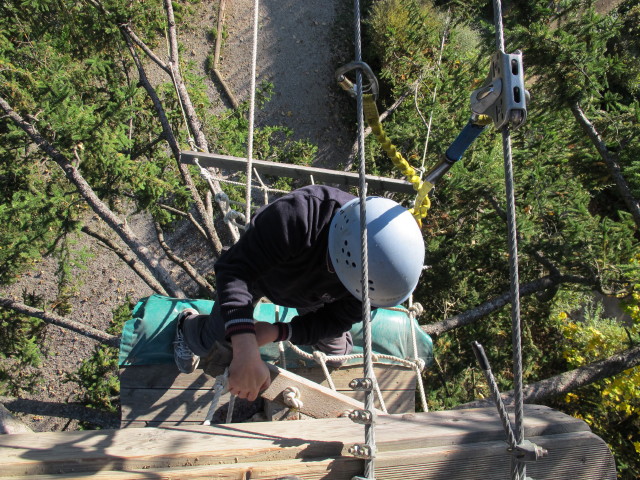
[[351, 262, 356, 268], [344, 240, 348, 246], [347, 251, 351, 257]]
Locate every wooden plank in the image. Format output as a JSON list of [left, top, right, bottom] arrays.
[[119, 363, 416, 391], [119, 365, 216, 390], [120, 385, 411, 424], [262, 363, 382, 418], [0, 406, 591, 477], [120, 363, 414, 426], [0, 431, 615, 480], [180, 151, 415, 194], [288, 364, 417, 391], [120, 387, 221, 423]]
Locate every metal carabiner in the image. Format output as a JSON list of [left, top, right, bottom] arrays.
[[335, 61, 379, 101]]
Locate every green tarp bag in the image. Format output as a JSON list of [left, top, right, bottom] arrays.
[[119, 294, 433, 368]]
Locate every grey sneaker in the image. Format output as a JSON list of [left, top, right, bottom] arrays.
[[174, 308, 200, 374]]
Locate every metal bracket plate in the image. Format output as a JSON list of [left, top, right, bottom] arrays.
[[471, 50, 528, 129]]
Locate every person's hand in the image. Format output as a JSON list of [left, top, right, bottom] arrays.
[[228, 333, 271, 401]]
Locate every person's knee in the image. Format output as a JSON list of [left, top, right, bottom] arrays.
[[313, 331, 353, 367]]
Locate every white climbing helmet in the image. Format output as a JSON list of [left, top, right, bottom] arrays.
[[328, 196, 425, 307]]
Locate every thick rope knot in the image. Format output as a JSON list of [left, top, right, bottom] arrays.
[[412, 357, 426, 372], [312, 350, 328, 364], [282, 386, 303, 410], [409, 302, 424, 318]]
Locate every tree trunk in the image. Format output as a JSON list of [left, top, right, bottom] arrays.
[[0, 404, 32, 434]]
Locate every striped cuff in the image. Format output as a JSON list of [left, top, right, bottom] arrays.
[[275, 322, 292, 342], [224, 318, 256, 340]]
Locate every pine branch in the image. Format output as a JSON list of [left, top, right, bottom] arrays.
[[121, 24, 170, 74], [154, 221, 215, 297], [0, 297, 119, 348], [571, 102, 640, 229], [422, 274, 596, 336], [0, 94, 181, 298]]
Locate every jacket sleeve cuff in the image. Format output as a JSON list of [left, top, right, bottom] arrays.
[[275, 322, 292, 342], [224, 318, 256, 340]]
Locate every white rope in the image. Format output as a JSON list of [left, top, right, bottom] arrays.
[[282, 386, 304, 410], [203, 368, 229, 426], [313, 350, 337, 391], [419, 13, 450, 172], [244, 0, 260, 224], [226, 393, 236, 423]]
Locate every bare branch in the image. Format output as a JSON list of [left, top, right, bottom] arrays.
[[0, 94, 181, 297], [0, 297, 119, 348], [157, 202, 209, 240], [423, 274, 596, 336], [81, 225, 167, 295], [460, 344, 640, 407], [121, 31, 223, 255], [154, 221, 216, 297], [571, 102, 640, 229], [121, 24, 170, 74]]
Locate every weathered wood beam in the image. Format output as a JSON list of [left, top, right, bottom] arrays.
[[180, 151, 415, 194], [262, 363, 383, 418], [0, 406, 614, 479]]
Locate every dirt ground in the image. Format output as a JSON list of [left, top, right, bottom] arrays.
[[0, 0, 355, 432]]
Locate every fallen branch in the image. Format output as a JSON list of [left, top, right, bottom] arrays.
[[0, 297, 119, 347], [1, 398, 119, 430], [154, 221, 216, 297], [422, 274, 595, 336], [81, 225, 166, 295], [459, 344, 640, 408]]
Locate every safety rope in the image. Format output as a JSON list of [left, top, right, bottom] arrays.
[[244, 0, 260, 225], [203, 368, 229, 426], [418, 14, 450, 172], [353, 0, 377, 474], [362, 95, 433, 227], [491, 0, 525, 478]]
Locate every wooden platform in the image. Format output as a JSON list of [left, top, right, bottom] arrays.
[[120, 363, 417, 427], [0, 405, 616, 479]]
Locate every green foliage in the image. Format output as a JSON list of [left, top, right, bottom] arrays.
[[0, 292, 47, 395], [66, 300, 132, 414], [366, 0, 639, 477], [552, 289, 640, 479]]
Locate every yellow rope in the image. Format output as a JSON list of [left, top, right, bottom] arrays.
[[363, 94, 433, 227]]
